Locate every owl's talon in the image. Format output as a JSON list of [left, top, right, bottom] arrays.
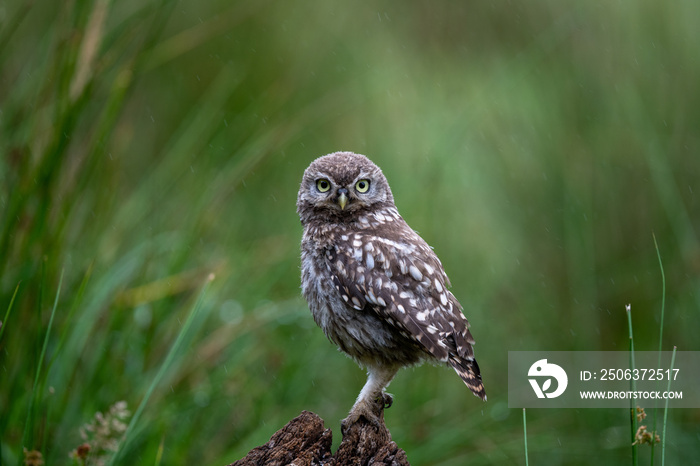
[[379, 392, 393, 409], [341, 411, 383, 436], [341, 397, 386, 436], [340, 415, 356, 436]]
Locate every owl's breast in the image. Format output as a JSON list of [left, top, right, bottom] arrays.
[[300, 235, 424, 367]]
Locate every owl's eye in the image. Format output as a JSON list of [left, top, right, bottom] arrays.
[[316, 179, 331, 193], [355, 179, 370, 193]]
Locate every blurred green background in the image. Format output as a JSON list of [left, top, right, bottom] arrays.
[[1, 0, 698, 464]]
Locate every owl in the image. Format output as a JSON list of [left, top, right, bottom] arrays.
[[297, 151, 485, 431]]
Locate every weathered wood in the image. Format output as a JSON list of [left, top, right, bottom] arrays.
[[229, 408, 409, 465]]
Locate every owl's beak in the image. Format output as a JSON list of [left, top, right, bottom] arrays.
[[337, 188, 349, 210]]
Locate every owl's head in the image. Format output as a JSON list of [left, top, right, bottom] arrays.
[[297, 151, 395, 223]]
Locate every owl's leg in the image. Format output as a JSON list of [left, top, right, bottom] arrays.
[[341, 365, 399, 435]]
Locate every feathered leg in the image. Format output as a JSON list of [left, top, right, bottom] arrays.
[[341, 364, 398, 434]]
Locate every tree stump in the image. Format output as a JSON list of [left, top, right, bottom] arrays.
[[229, 406, 409, 465]]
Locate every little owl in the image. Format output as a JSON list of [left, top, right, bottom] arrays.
[[297, 151, 485, 431]]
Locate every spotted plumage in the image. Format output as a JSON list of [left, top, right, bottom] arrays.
[[297, 151, 485, 430]]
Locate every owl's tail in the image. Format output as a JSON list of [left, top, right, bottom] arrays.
[[448, 355, 487, 401]]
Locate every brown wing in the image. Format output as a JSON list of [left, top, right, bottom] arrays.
[[326, 225, 486, 400]]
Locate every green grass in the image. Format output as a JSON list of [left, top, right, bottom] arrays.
[[650, 234, 667, 465], [626, 238, 674, 466], [110, 274, 213, 465], [661, 347, 677, 466], [626, 305, 638, 466], [1, 1, 699, 464], [22, 268, 63, 455], [523, 409, 529, 466]]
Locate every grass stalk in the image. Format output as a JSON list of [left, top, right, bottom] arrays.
[[650, 233, 666, 465], [108, 273, 214, 465], [626, 304, 637, 466], [523, 408, 529, 466], [48, 263, 93, 369], [21, 269, 64, 453], [652, 234, 667, 355], [661, 346, 676, 466], [155, 435, 165, 466], [0, 282, 20, 345]]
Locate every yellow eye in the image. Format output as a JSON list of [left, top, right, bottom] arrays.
[[355, 179, 370, 193], [316, 179, 331, 192]]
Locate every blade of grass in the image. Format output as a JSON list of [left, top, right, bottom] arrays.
[[0, 282, 20, 344], [626, 304, 637, 466], [48, 263, 93, 368], [661, 346, 676, 466], [650, 233, 666, 465], [652, 233, 667, 357], [21, 268, 64, 453], [523, 408, 529, 466], [107, 273, 214, 465], [155, 434, 165, 466]]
